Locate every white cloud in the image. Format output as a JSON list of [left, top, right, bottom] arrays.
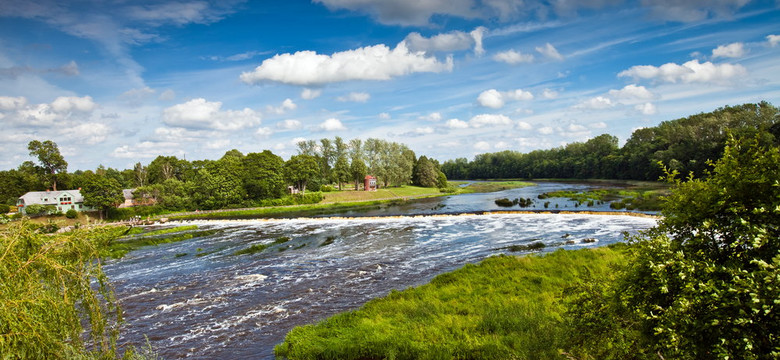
[[474, 141, 491, 151], [516, 121, 532, 130], [535, 43, 564, 61], [589, 121, 608, 129], [542, 88, 558, 99], [266, 98, 298, 115], [712, 42, 746, 59], [127, 2, 232, 26], [567, 124, 588, 132], [477, 89, 533, 109], [575, 96, 614, 110], [62, 122, 110, 145], [0, 96, 27, 111], [255, 127, 274, 138], [445, 118, 469, 129], [120, 87, 155, 104], [420, 112, 442, 121], [618, 60, 747, 85], [413, 127, 434, 135], [608, 84, 654, 100], [538, 126, 554, 135], [635, 102, 657, 115], [469, 114, 512, 128], [337, 92, 371, 102], [276, 119, 302, 130], [301, 88, 322, 100], [240, 42, 453, 86], [405, 30, 470, 53], [378, 112, 391, 120], [291, 137, 307, 145], [206, 139, 231, 150], [51, 96, 96, 112], [318, 118, 346, 131], [493, 49, 534, 64], [110, 141, 183, 159], [162, 98, 261, 131], [767, 34, 780, 47], [313, 0, 477, 26], [471, 26, 486, 56]]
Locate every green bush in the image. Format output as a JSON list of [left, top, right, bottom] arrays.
[[320, 185, 336, 192], [0, 204, 10, 214], [65, 209, 78, 219]]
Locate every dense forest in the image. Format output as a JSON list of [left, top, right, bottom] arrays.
[[0, 137, 447, 213], [442, 102, 779, 180]]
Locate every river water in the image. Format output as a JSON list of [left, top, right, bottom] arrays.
[[104, 182, 658, 359]]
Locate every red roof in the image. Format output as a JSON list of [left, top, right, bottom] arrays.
[[365, 175, 375, 179]]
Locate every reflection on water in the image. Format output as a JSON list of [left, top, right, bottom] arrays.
[[107, 211, 656, 359]]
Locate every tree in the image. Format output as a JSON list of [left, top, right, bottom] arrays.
[[350, 156, 367, 190], [567, 134, 780, 359], [413, 156, 439, 187], [27, 140, 67, 191], [333, 155, 350, 190], [81, 175, 123, 220], [285, 154, 320, 194], [243, 150, 286, 200]]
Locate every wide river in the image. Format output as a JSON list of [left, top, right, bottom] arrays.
[[104, 182, 658, 359]]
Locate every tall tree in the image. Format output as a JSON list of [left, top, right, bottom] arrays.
[[243, 150, 285, 200], [285, 154, 319, 194], [350, 157, 367, 190], [27, 140, 67, 191], [80, 175, 123, 220], [333, 155, 350, 190]]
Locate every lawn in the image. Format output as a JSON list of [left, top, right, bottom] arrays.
[[322, 186, 445, 203]]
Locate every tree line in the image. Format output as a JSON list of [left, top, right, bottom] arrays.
[[0, 137, 448, 214], [442, 102, 779, 181]]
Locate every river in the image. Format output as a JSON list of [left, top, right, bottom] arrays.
[[104, 182, 658, 359]]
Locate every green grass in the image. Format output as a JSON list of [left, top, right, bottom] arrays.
[[322, 186, 445, 203], [460, 181, 535, 194], [274, 245, 629, 360], [539, 187, 668, 211]]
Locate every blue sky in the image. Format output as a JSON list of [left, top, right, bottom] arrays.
[[1, 0, 778, 171]]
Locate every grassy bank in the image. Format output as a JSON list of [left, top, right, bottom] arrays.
[[104, 225, 219, 258], [274, 245, 628, 359]]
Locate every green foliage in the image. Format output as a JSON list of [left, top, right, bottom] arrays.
[[28, 139, 68, 191], [0, 204, 10, 213], [566, 135, 780, 359], [23, 203, 57, 216], [242, 150, 286, 201], [275, 247, 629, 359], [65, 208, 78, 219], [494, 198, 514, 207], [81, 174, 124, 220], [285, 154, 321, 194], [0, 221, 125, 358]]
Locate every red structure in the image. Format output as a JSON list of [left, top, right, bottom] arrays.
[[364, 175, 377, 191]]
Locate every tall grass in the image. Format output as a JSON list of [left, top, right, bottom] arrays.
[[274, 245, 629, 359]]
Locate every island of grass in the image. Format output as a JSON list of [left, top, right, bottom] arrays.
[[537, 182, 668, 211], [274, 244, 628, 359], [105, 225, 219, 259]]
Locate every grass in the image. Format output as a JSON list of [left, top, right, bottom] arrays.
[[460, 181, 535, 194], [274, 244, 629, 360], [539, 186, 669, 211], [322, 186, 445, 203]]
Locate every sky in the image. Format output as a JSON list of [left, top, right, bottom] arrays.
[[1, 0, 778, 171]]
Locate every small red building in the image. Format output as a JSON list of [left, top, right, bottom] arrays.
[[364, 175, 377, 191]]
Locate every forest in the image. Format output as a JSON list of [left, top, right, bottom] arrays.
[[0, 137, 447, 216], [442, 102, 779, 181]]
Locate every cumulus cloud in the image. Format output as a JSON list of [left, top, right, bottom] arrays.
[[255, 127, 274, 138], [240, 42, 453, 86], [516, 121, 532, 130], [608, 84, 654, 100], [378, 112, 391, 120], [640, 0, 751, 22], [266, 98, 297, 115], [0, 95, 97, 127], [542, 88, 559, 99], [419, 112, 443, 121], [301, 88, 322, 100], [712, 42, 746, 59], [538, 126, 554, 135], [535, 43, 564, 61], [589, 121, 608, 129], [575, 96, 614, 110], [162, 98, 261, 131], [477, 89, 533, 109], [618, 60, 747, 85], [469, 114, 512, 128], [62, 122, 110, 145], [471, 26, 486, 56], [337, 92, 371, 102], [276, 119, 302, 130], [318, 118, 346, 131], [474, 141, 491, 151], [159, 89, 176, 101], [445, 118, 469, 129], [111, 141, 183, 159], [120, 86, 155, 105], [493, 49, 534, 64], [768, 35, 780, 47], [635, 102, 657, 115]]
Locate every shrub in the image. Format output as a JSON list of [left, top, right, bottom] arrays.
[[0, 204, 10, 214], [65, 209, 78, 219], [320, 185, 336, 192], [494, 198, 514, 207]]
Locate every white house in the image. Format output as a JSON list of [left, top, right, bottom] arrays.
[[16, 189, 94, 214]]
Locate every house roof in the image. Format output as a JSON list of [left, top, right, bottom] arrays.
[[18, 190, 85, 206]]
